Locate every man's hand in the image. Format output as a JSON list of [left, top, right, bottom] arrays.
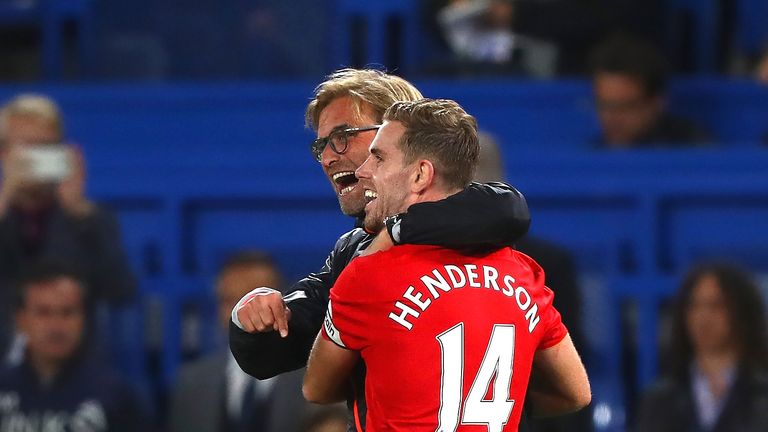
[[232, 287, 292, 337], [57, 145, 94, 218], [0, 144, 28, 215]]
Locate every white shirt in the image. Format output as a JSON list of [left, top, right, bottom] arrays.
[[691, 363, 736, 430], [225, 352, 276, 420]]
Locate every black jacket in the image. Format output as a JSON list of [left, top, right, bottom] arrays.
[[0, 204, 136, 355], [229, 182, 530, 429], [637, 366, 768, 432], [0, 354, 150, 431]]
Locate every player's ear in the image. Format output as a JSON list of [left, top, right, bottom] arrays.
[[411, 159, 434, 194]]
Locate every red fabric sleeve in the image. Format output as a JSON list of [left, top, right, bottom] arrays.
[[320, 261, 374, 351], [537, 285, 569, 349]]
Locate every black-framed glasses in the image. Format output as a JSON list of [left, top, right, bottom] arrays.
[[310, 125, 380, 162]]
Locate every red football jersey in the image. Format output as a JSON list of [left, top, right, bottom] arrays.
[[322, 244, 568, 432]]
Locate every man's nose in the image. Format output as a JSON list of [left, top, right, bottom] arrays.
[[320, 144, 340, 168], [355, 155, 373, 179]]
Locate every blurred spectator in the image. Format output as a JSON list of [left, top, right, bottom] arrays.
[[758, 52, 768, 144], [424, 0, 664, 77], [637, 262, 768, 431], [512, 0, 664, 75], [300, 405, 348, 432], [169, 250, 312, 432], [0, 94, 136, 359], [431, 0, 557, 77], [590, 35, 712, 148], [475, 133, 593, 432], [755, 51, 768, 84], [0, 260, 150, 431]]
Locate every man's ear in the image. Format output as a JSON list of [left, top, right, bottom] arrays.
[[411, 159, 435, 194]]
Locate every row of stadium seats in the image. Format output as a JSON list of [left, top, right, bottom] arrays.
[[3, 0, 767, 79]]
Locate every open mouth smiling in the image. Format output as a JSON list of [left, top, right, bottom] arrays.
[[332, 171, 358, 195]]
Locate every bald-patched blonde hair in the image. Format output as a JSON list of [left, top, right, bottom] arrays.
[[305, 68, 423, 131], [0, 94, 64, 140]]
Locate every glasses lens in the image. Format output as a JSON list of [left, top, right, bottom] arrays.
[[310, 138, 327, 162], [328, 130, 348, 155]]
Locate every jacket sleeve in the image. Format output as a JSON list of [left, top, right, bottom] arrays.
[[230, 232, 358, 380], [396, 182, 530, 247]]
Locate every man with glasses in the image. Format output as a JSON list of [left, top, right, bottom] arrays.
[[304, 98, 590, 431], [229, 69, 531, 430]]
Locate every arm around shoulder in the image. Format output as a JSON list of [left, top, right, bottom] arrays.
[[396, 182, 530, 247]]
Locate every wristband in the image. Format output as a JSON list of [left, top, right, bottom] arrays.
[[384, 213, 404, 245]]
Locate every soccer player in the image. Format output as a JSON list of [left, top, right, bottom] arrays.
[[229, 69, 532, 430], [303, 99, 591, 431]]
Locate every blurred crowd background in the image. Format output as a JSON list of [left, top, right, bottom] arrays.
[[0, 0, 767, 431]]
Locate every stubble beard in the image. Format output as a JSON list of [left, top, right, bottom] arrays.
[[338, 193, 367, 219]]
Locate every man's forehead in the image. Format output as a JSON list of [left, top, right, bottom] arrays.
[[26, 278, 84, 306], [378, 120, 404, 139], [370, 120, 404, 151], [218, 265, 279, 292], [317, 97, 376, 134]]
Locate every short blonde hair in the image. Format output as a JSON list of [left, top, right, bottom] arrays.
[[384, 98, 479, 190], [305, 68, 423, 131], [0, 94, 64, 140]]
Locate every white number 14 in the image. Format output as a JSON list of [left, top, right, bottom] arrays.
[[436, 323, 516, 432]]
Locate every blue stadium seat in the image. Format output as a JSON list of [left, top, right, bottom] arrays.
[[666, 0, 719, 72], [0, 0, 94, 79], [735, 0, 768, 57], [330, 0, 419, 73]]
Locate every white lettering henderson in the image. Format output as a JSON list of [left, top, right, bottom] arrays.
[[388, 264, 541, 332]]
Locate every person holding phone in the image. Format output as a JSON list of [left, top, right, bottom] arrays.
[[0, 94, 136, 362]]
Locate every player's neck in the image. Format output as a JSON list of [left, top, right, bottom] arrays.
[[412, 186, 461, 206], [28, 352, 64, 384]]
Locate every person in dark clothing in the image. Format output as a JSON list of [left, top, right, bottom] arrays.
[[229, 69, 531, 431], [0, 260, 149, 432], [590, 35, 712, 148], [636, 262, 768, 432], [170, 251, 311, 432], [0, 94, 136, 360]]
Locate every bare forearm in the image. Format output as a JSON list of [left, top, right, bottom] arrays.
[[529, 334, 591, 416], [303, 333, 358, 404], [301, 375, 349, 404], [526, 388, 590, 418]]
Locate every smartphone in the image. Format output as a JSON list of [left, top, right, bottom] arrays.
[[20, 145, 72, 182]]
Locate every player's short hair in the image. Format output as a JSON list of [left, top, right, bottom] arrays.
[[589, 34, 668, 98], [384, 98, 479, 190], [667, 262, 768, 375], [305, 68, 423, 131], [14, 260, 86, 310], [0, 94, 64, 141]]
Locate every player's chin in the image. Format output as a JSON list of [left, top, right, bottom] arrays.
[[363, 211, 385, 233], [363, 218, 385, 233], [339, 196, 367, 217]]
